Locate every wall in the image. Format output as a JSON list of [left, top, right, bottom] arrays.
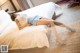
[[12, 0, 21, 11], [0, 0, 20, 11], [12, 0, 61, 10], [0, 0, 61, 11], [1, 1, 14, 11], [31, 0, 61, 6], [0, 0, 7, 5]]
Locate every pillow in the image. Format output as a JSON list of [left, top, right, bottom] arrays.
[[16, 2, 62, 19], [0, 10, 12, 33], [0, 10, 12, 24], [15, 14, 31, 30]]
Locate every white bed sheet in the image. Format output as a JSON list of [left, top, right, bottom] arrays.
[[0, 21, 50, 50]]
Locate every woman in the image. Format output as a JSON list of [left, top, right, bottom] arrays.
[[15, 14, 75, 44]]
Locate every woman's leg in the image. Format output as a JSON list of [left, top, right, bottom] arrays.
[[36, 18, 75, 32], [50, 23, 63, 44], [36, 18, 54, 26], [36, 19, 63, 44], [54, 21, 75, 32]]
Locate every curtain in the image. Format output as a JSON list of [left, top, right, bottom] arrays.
[[17, 0, 30, 10]]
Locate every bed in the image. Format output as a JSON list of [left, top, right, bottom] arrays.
[[0, 2, 62, 50]]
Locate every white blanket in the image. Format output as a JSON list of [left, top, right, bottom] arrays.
[[0, 21, 49, 50]]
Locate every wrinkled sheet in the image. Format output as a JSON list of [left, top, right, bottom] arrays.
[[0, 21, 49, 50]]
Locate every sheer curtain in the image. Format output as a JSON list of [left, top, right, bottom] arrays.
[[17, 0, 30, 10]]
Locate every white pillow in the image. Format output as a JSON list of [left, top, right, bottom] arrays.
[[16, 2, 62, 19], [0, 10, 12, 34]]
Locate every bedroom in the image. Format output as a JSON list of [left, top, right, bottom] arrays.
[[0, 0, 80, 53]]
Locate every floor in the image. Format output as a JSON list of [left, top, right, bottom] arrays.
[[9, 4, 80, 53]]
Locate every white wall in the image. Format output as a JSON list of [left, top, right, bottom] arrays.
[[52, 0, 61, 2], [31, 0, 61, 6]]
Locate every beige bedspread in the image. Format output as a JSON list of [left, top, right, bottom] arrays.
[[0, 21, 49, 50]]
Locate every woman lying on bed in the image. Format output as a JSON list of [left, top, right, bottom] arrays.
[[15, 14, 74, 44]]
